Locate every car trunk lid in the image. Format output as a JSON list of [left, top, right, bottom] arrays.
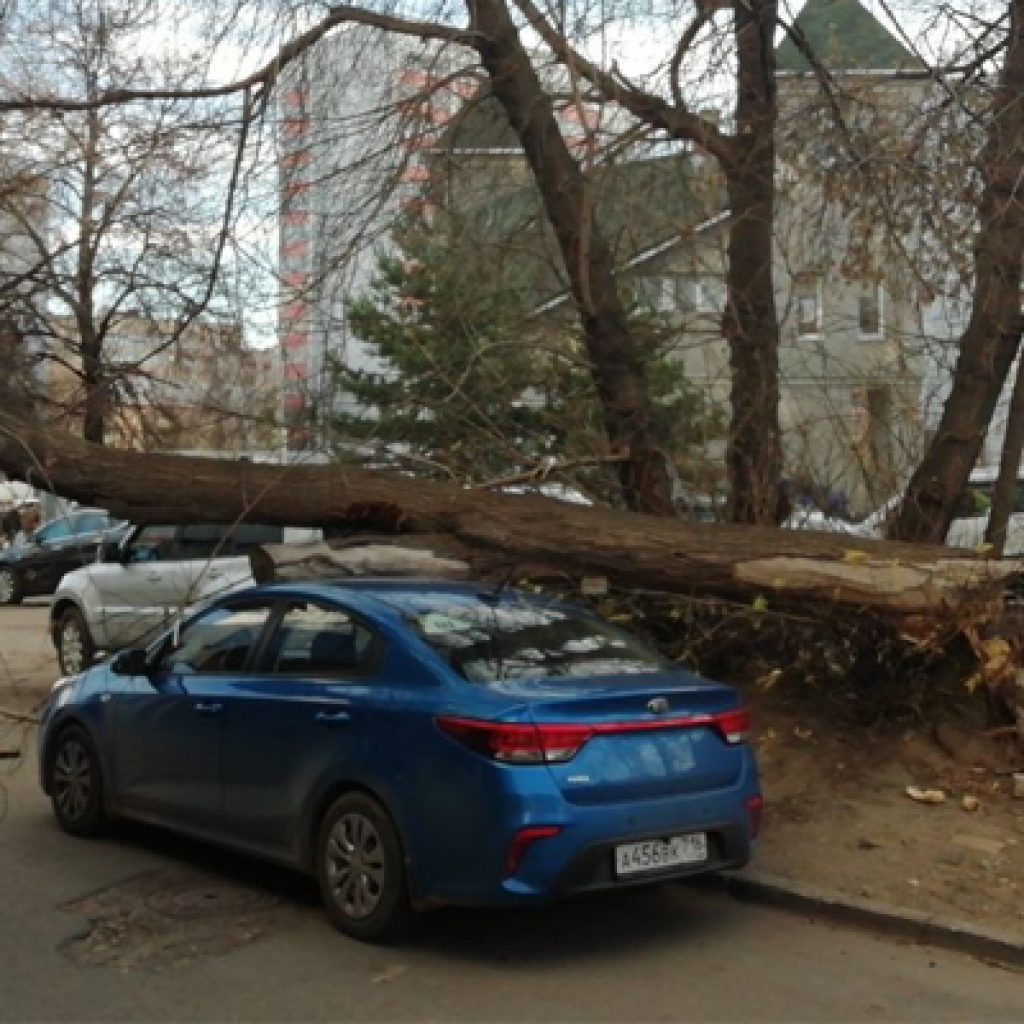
[[504, 671, 747, 804]]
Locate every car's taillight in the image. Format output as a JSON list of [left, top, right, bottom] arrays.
[[436, 716, 593, 764], [505, 826, 563, 875], [437, 706, 751, 763], [747, 794, 764, 839], [710, 707, 751, 745]]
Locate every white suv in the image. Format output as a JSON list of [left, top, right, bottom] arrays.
[[50, 523, 319, 674]]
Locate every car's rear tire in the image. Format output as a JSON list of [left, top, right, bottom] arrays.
[[56, 608, 95, 676], [49, 725, 108, 837], [0, 567, 23, 605], [316, 791, 414, 943]]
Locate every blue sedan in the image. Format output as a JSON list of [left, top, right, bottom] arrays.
[[39, 579, 762, 942]]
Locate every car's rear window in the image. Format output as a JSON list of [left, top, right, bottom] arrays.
[[401, 594, 669, 683]]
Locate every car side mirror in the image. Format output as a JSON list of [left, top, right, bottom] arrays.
[[110, 648, 150, 676]]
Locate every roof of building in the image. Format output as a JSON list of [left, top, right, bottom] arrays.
[[775, 0, 924, 74], [470, 149, 709, 244], [426, 6, 924, 313], [439, 92, 521, 152], [448, 149, 723, 308]]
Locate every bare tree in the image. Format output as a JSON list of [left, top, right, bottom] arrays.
[[0, 0, 250, 443], [502, 0, 782, 522], [5, 0, 1024, 540], [0, 0, 782, 519], [890, 0, 1024, 543]]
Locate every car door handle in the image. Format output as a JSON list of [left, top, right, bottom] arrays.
[[194, 701, 223, 715], [146, 572, 162, 582], [315, 710, 351, 726]]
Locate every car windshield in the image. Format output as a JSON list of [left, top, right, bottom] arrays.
[[401, 593, 670, 683]]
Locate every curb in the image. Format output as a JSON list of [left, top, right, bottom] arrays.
[[691, 869, 1024, 969]]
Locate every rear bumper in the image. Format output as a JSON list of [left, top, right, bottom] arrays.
[[493, 797, 756, 906], [410, 756, 760, 909]]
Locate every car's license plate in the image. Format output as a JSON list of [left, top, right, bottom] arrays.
[[614, 834, 708, 876]]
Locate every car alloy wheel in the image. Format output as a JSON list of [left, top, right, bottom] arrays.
[[317, 792, 413, 943], [57, 609, 94, 676], [0, 568, 21, 605], [326, 812, 386, 920], [54, 738, 90, 820], [50, 726, 106, 837]]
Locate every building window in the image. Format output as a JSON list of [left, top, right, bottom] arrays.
[[639, 276, 681, 313], [794, 275, 822, 337], [696, 277, 726, 315], [655, 277, 678, 312], [639, 275, 724, 316], [858, 283, 884, 339]]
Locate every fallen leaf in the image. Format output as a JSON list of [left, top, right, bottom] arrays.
[[906, 785, 946, 804], [961, 794, 981, 812], [842, 550, 869, 564], [371, 965, 408, 985], [756, 668, 782, 690]]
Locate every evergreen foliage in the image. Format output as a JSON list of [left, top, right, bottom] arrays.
[[328, 215, 719, 502]]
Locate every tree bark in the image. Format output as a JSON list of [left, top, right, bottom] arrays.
[[78, 104, 105, 445], [985, 352, 1024, 553], [464, 0, 675, 516], [723, 0, 783, 523], [509, 0, 783, 524], [80, 330, 105, 444], [891, 0, 1024, 544], [0, 393, 1015, 626]]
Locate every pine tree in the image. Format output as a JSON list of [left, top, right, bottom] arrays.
[[328, 214, 719, 504]]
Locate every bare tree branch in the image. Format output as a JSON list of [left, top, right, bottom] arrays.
[[512, 0, 737, 165], [471, 452, 628, 490], [0, 6, 480, 113], [669, 9, 712, 110]]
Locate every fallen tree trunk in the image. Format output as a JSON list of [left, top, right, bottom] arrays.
[[0, 397, 1020, 626], [5, 396, 1024, 744]]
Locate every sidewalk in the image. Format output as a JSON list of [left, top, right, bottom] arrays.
[[747, 692, 1024, 949]]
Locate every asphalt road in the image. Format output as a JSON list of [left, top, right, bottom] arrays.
[[2, 606, 1023, 1022], [0, 599, 56, 702]]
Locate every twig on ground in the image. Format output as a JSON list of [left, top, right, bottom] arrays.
[[0, 706, 40, 725]]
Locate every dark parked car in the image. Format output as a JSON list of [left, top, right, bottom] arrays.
[[0, 510, 127, 605], [39, 579, 762, 942]]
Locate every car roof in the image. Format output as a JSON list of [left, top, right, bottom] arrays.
[[40, 507, 114, 524]]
